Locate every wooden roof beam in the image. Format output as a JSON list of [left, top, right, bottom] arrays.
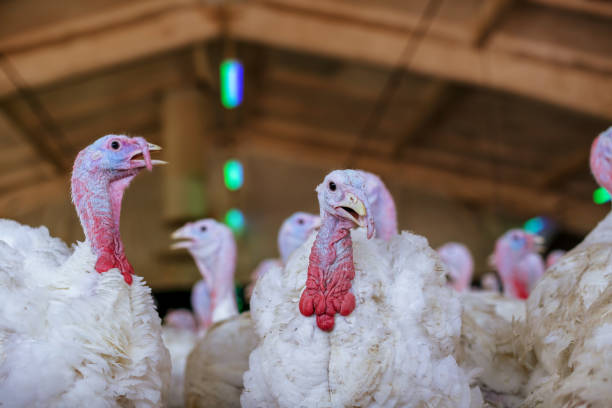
[[237, 129, 603, 235], [230, 2, 612, 121], [528, 0, 612, 18], [0, 2, 219, 97]]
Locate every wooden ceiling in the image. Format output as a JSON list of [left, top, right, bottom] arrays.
[[1, 0, 612, 236]]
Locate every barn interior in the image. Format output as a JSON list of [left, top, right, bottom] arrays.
[[1, 0, 611, 311]]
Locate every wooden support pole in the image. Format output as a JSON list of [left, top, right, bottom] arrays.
[[161, 87, 214, 221]]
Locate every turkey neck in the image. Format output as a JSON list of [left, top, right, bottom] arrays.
[[71, 153, 137, 283], [299, 214, 357, 332], [496, 253, 527, 299], [190, 236, 237, 321]]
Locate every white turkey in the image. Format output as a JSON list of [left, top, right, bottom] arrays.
[[243, 169, 479, 407], [165, 219, 239, 407], [437, 242, 474, 292], [162, 280, 212, 408], [245, 211, 320, 301], [491, 229, 545, 299], [520, 127, 612, 407], [0, 134, 170, 407]]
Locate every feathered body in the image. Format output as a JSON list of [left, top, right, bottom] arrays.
[[520, 129, 612, 407], [243, 170, 477, 408], [185, 313, 257, 408], [0, 135, 170, 407], [0, 222, 170, 407]]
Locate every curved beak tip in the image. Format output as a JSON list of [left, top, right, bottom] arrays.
[[148, 143, 162, 151]]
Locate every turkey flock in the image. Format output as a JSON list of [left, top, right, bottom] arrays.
[[1, 127, 611, 408]]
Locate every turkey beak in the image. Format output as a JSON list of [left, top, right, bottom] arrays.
[[171, 225, 193, 250], [335, 192, 375, 239]]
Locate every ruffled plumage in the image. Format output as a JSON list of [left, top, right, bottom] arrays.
[[243, 228, 478, 407], [0, 219, 170, 408]]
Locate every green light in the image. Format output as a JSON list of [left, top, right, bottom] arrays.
[[524, 217, 545, 234], [220, 59, 244, 109], [593, 187, 611, 204], [224, 208, 245, 235], [223, 159, 243, 191]]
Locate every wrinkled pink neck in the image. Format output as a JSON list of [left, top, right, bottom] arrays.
[[496, 254, 527, 299], [71, 155, 135, 284], [299, 215, 356, 331], [191, 237, 237, 319]]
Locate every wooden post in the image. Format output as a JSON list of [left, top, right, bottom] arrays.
[[161, 87, 214, 221]]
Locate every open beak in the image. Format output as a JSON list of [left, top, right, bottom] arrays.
[[131, 141, 167, 170], [170, 226, 193, 250], [334, 192, 374, 238]]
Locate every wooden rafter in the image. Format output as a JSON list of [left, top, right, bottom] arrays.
[[529, 0, 612, 18], [238, 127, 604, 234], [0, 0, 610, 122], [470, 0, 514, 47]]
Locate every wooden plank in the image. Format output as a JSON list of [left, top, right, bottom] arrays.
[[0, 0, 192, 52], [0, 4, 218, 97], [238, 129, 604, 234], [529, 0, 612, 18], [470, 0, 514, 46], [390, 79, 452, 155], [230, 2, 612, 120], [491, 3, 612, 73]]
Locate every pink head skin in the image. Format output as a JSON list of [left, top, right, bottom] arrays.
[[164, 309, 197, 331], [356, 171, 397, 241], [71, 134, 165, 284], [299, 169, 374, 331], [546, 249, 566, 268], [590, 127, 612, 192], [171, 219, 238, 322], [278, 212, 321, 264], [437, 242, 474, 292], [492, 229, 544, 299]]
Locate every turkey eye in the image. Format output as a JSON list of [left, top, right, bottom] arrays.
[[110, 141, 120, 150], [329, 181, 336, 191], [297, 219, 304, 225], [200, 226, 207, 232]]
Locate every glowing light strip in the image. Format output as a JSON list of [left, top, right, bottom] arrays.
[[220, 59, 243, 109], [223, 159, 244, 191], [593, 187, 611, 204]]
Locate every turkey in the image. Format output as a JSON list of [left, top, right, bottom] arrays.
[[245, 212, 320, 301], [358, 170, 397, 240], [243, 169, 479, 407], [171, 219, 239, 324], [162, 280, 212, 408], [166, 219, 239, 407], [520, 127, 612, 407], [492, 229, 545, 299], [437, 242, 474, 292], [0, 134, 170, 407]]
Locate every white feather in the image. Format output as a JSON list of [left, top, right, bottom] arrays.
[[0, 219, 171, 408]]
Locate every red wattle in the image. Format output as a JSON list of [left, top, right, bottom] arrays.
[[94, 249, 134, 285], [299, 227, 356, 331], [512, 278, 529, 300]]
